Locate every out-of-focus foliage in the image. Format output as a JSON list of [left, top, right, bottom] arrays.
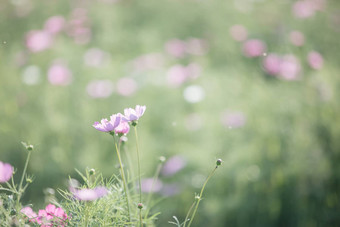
[[1, 0, 340, 226]]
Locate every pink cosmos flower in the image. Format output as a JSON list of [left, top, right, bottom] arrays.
[[262, 53, 281, 75], [114, 120, 130, 134], [161, 156, 186, 176], [44, 16, 65, 34], [141, 178, 163, 193], [308, 51, 324, 70], [48, 63, 73, 86], [86, 80, 114, 98], [0, 161, 13, 183], [116, 77, 138, 97], [292, 0, 316, 19], [26, 30, 53, 52], [242, 39, 266, 58], [21, 207, 38, 222], [164, 39, 187, 58], [229, 25, 248, 42], [289, 30, 305, 46], [72, 186, 108, 201], [93, 114, 121, 132], [123, 105, 146, 122], [35, 204, 68, 226]]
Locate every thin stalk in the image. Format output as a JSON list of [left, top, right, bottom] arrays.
[[139, 210, 143, 227], [113, 136, 131, 222], [17, 150, 32, 204], [122, 143, 136, 190], [187, 166, 217, 227], [183, 200, 197, 227], [144, 162, 163, 219], [133, 126, 142, 203]]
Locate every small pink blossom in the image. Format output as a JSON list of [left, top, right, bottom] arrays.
[[141, 178, 163, 193], [308, 51, 324, 70], [21, 207, 38, 222], [242, 39, 266, 58], [161, 156, 186, 176], [289, 30, 305, 46], [35, 204, 68, 226], [114, 120, 130, 134], [86, 80, 114, 98], [48, 63, 73, 86], [229, 25, 248, 42], [263, 53, 281, 75], [123, 105, 146, 122], [44, 16, 65, 34], [292, 0, 316, 19], [93, 114, 121, 132], [116, 77, 138, 97], [279, 55, 301, 80], [165, 39, 187, 58], [72, 186, 108, 201], [0, 161, 13, 183], [166, 63, 202, 87], [26, 30, 53, 52]]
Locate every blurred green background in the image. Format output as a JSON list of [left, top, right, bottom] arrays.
[[1, 0, 340, 226]]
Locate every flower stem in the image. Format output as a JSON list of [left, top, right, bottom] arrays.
[[133, 126, 143, 226], [17, 149, 32, 204], [187, 166, 218, 227], [183, 200, 197, 227], [113, 136, 131, 223], [133, 126, 142, 204]]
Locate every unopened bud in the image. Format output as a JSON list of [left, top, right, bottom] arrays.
[[137, 203, 143, 209], [159, 156, 166, 163], [216, 159, 222, 166], [89, 169, 96, 176], [132, 121, 138, 127]]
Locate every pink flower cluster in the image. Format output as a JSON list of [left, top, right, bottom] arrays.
[[21, 204, 68, 226], [0, 161, 13, 183], [93, 105, 146, 134], [263, 54, 302, 80], [164, 38, 209, 58]]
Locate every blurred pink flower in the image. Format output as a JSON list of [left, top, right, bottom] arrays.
[[186, 38, 209, 55], [263, 53, 281, 75], [35, 204, 68, 226], [44, 16, 65, 34], [26, 30, 53, 52], [48, 63, 72, 86], [279, 55, 301, 80], [21, 207, 38, 223], [165, 39, 187, 58], [123, 105, 146, 122], [292, 0, 316, 18], [84, 48, 111, 67], [161, 156, 186, 176], [116, 77, 138, 96], [93, 114, 121, 132], [289, 30, 305, 46], [308, 51, 324, 70], [132, 53, 164, 72], [67, 8, 92, 44], [221, 111, 246, 129], [141, 178, 163, 193], [114, 120, 130, 134], [242, 39, 266, 58], [87, 80, 114, 98], [230, 25, 248, 42], [166, 63, 202, 87], [0, 161, 13, 183], [72, 186, 108, 201]]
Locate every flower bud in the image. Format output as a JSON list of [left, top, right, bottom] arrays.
[[159, 156, 166, 163], [89, 169, 96, 176], [132, 121, 138, 127], [216, 159, 222, 166], [137, 203, 143, 209]]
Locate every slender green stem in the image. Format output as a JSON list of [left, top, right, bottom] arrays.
[[113, 136, 131, 222], [187, 166, 218, 227], [133, 126, 142, 203], [139, 210, 143, 227], [183, 200, 197, 227], [17, 150, 32, 204], [144, 162, 163, 219], [123, 143, 136, 190]]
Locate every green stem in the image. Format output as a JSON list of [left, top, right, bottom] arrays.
[[17, 150, 32, 204], [139, 209, 143, 227], [187, 166, 218, 227], [133, 126, 142, 204], [183, 200, 197, 227], [113, 136, 131, 223], [123, 143, 136, 191]]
